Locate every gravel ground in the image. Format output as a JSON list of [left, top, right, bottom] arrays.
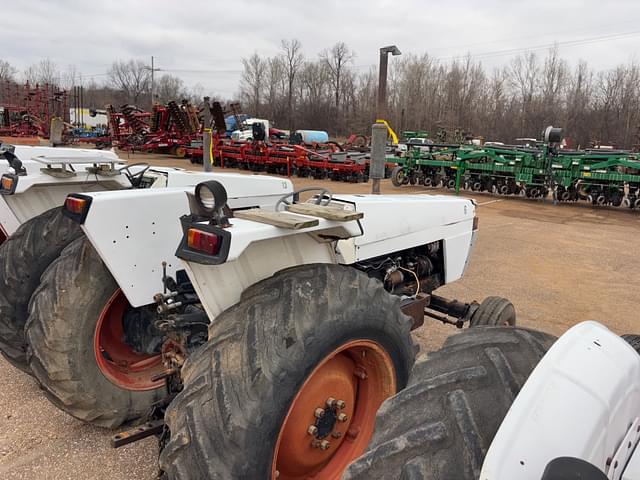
[[1, 152, 639, 478]]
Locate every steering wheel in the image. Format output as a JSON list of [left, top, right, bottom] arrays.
[[118, 162, 150, 188], [275, 187, 333, 212]]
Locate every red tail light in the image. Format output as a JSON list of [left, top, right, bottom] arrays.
[[65, 197, 87, 215], [187, 228, 221, 255], [473, 215, 479, 231]]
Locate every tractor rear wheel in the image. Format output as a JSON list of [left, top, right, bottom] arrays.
[[25, 237, 165, 428], [470, 296, 516, 327], [344, 326, 556, 480], [0, 206, 82, 373], [159, 264, 416, 479]]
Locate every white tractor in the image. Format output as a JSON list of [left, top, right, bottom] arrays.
[[0, 141, 292, 374], [18, 178, 516, 479], [345, 321, 640, 480]]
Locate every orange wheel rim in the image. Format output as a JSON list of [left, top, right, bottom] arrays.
[[94, 289, 164, 391], [272, 340, 396, 480]]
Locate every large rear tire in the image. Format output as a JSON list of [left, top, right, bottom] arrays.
[[344, 326, 556, 480], [0, 207, 82, 372], [25, 237, 165, 428], [159, 264, 416, 479]]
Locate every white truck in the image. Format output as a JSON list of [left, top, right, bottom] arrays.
[[230, 117, 271, 141], [345, 321, 640, 480], [25, 178, 516, 479]]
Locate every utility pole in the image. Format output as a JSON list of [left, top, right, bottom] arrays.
[[202, 97, 213, 172], [372, 45, 401, 194], [147, 56, 161, 110], [151, 56, 154, 109]]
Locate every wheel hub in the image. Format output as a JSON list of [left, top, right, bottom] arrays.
[[272, 340, 396, 480]]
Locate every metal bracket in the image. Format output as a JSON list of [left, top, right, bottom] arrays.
[[112, 419, 165, 448]]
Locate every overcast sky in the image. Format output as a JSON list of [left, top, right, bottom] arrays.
[[4, 0, 640, 98]]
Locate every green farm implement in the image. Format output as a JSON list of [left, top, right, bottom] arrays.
[[389, 126, 640, 209]]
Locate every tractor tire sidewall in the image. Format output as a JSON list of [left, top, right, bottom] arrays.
[[159, 264, 416, 480], [470, 296, 516, 327], [0, 206, 82, 372], [344, 326, 556, 480], [622, 334, 640, 355], [26, 236, 164, 428]]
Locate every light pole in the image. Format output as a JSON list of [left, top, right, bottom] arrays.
[[371, 45, 401, 194], [376, 45, 401, 120]]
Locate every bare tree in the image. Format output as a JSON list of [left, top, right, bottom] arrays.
[[155, 74, 186, 103], [61, 64, 79, 90], [319, 42, 355, 108], [280, 39, 304, 128], [0, 60, 16, 83], [23, 59, 60, 86], [108, 59, 151, 105], [509, 52, 539, 135], [240, 53, 266, 116]]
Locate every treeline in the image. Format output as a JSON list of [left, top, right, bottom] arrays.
[[0, 58, 208, 112], [2, 42, 640, 148], [241, 42, 640, 148]]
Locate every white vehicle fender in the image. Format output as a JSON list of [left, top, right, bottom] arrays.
[[480, 321, 640, 480]]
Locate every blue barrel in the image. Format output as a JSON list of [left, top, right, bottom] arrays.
[[295, 130, 329, 144]]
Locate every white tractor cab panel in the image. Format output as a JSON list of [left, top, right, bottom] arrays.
[[77, 175, 293, 307], [480, 321, 640, 480], [332, 194, 476, 283]]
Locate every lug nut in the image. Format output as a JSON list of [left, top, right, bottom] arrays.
[[331, 431, 342, 439], [326, 397, 336, 408], [336, 400, 346, 409], [314, 408, 325, 418], [307, 425, 318, 436], [319, 440, 330, 450], [338, 413, 348, 422]]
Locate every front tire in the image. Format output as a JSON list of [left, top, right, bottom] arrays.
[[344, 326, 556, 480], [25, 237, 165, 428], [470, 296, 516, 327], [0, 207, 82, 372], [159, 264, 416, 479]]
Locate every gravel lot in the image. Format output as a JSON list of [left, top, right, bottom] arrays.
[[1, 153, 639, 479]]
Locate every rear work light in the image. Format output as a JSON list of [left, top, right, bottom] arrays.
[[62, 194, 93, 224], [0, 174, 17, 195], [187, 228, 221, 255]]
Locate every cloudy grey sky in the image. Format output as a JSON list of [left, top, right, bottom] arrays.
[[4, 0, 640, 97]]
